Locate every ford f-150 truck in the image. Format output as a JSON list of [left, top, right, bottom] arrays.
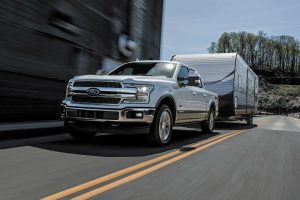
[[61, 61, 218, 145]]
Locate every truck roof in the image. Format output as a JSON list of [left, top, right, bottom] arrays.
[[126, 60, 198, 72], [172, 53, 238, 61], [128, 60, 179, 64]]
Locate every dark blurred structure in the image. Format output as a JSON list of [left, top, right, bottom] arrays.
[[0, 0, 163, 121]]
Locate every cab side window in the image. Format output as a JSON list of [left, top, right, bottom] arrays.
[[177, 66, 189, 86]]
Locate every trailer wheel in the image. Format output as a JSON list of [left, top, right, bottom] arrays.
[[201, 109, 215, 133], [246, 114, 253, 125]]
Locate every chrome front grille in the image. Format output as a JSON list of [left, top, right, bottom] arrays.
[[73, 81, 122, 88], [69, 81, 137, 105], [71, 96, 121, 104]]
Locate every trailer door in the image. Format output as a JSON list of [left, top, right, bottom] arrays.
[[246, 70, 256, 114]]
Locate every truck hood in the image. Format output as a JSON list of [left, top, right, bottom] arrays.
[[72, 75, 174, 84]]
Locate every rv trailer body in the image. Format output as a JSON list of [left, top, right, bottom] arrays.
[[172, 53, 258, 121]]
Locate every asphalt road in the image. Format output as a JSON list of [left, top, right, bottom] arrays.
[[0, 115, 299, 200]]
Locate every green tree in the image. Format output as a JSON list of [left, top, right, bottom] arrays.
[[208, 31, 300, 76]]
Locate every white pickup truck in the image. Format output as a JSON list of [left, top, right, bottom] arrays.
[[61, 61, 218, 145]]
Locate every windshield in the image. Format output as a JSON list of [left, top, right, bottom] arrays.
[[109, 62, 176, 78]]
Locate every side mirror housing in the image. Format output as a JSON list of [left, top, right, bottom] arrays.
[[188, 76, 202, 87]]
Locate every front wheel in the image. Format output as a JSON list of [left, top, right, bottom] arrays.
[[147, 104, 173, 146], [201, 109, 215, 133]]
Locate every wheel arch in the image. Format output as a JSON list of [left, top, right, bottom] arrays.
[[155, 95, 177, 124], [207, 100, 217, 120]]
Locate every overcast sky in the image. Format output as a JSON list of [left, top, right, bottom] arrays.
[[161, 0, 300, 59]]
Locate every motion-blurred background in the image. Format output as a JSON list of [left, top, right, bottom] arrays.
[[0, 0, 163, 121]]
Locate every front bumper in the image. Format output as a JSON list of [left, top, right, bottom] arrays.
[[60, 104, 155, 123], [65, 121, 151, 135]]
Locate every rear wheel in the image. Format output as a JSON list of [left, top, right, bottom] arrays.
[[201, 109, 215, 133], [147, 104, 173, 146], [246, 114, 253, 125]]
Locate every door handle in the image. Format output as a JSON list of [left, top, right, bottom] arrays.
[[203, 93, 207, 97], [193, 91, 197, 95]]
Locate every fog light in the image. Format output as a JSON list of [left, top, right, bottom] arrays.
[[135, 112, 143, 118], [126, 111, 143, 119]]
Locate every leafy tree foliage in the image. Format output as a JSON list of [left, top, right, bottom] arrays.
[[258, 80, 300, 113], [208, 31, 300, 76]]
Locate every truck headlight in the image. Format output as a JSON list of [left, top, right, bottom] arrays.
[[123, 84, 153, 104], [65, 80, 74, 98]]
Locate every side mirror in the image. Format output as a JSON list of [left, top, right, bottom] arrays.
[[177, 77, 188, 87], [188, 77, 202, 87]]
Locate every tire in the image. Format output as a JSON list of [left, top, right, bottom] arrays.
[[147, 104, 173, 146], [69, 129, 96, 141], [246, 114, 253, 125], [201, 109, 215, 133]]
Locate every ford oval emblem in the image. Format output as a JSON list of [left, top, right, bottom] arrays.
[[87, 88, 100, 96]]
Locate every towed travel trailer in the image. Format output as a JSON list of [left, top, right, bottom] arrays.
[[172, 53, 259, 124]]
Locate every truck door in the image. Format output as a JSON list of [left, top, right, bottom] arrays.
[[188, 70, 207, 120], [174, 66, 199, 121]]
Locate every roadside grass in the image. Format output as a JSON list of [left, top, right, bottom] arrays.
[[258, 82, 300, 113]]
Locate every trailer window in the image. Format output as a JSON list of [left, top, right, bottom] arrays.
[[255, 79, 258, 93], [238, 75, 242, 89], [248, 78, 254, 93]]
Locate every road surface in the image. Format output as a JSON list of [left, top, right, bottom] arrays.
[[0, 115, 299, 200]]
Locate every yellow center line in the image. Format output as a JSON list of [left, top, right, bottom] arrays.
[[72, 130, 245, 200], [42, 130, 241, 200]]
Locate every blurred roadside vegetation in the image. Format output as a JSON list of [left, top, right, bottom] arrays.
[[258, 79, 300, 113]]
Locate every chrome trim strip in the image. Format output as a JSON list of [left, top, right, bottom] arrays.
[[70, 87, 137, 94], [73, 80, 125, 87], [70, 92, 136, 99]]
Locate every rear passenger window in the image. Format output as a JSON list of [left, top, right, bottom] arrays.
[[177, 66, 189, 86], [177, 66, 189, 78]]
